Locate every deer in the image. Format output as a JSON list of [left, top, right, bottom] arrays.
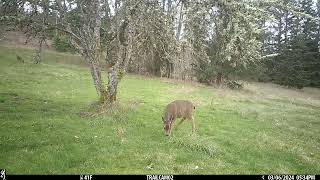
[[16, 55, 24, 63], [162, 100, 196, 136]]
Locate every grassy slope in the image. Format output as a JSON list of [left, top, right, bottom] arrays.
[[0, 45, 319, 174]]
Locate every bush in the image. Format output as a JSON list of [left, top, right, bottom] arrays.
[[266, 50, 313, 89], [194, 64, 217, 85], [226, 80, 244, 89], [52, 35, 74, 52]]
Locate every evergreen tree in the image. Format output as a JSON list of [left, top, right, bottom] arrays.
[[263, 0, 320, 88]]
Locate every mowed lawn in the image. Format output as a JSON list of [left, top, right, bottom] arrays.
[[0, 45, 319, 174]]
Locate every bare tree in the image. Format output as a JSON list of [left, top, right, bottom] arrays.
[[53, 0, 139, 104], [33, 0, 49, 64], [0, 0, 140, 105]]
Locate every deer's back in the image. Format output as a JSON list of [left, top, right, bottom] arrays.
[[165, 100, 194, 119]]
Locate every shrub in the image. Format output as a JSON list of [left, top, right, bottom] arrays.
[[52, 35, 74, 52], [226, 80, 244, 89]]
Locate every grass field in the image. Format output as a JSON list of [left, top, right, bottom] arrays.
[[0, 45, 319, 174]]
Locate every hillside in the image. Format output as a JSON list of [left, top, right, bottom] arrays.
[[0, 28, 53, 49], [0, 45, 319, 174]]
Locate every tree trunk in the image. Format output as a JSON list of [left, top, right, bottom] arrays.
[[34, 38, 43, 64], [317, 0, 320, 52], [104, 42, 132, 105], [284, 0, 288, 47], [166, 60, 172, 78], [91, 0, 108, 103], [89, 56, 122, 105], [106, 66, 119, 104], [169, 62, 174, 78], [216, 72, 223, 85], [277, 15, 282, 52], [162, 0, 166, 11], [167, 0, 172, 15], [154, 51, 161, 77], [87, 55, 109, 104], [176, 2, 184, 40]]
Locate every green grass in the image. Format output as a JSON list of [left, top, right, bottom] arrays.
[[0, 45, 319, 174]]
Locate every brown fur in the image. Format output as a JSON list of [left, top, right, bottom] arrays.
[[16, 55, 24, 63], [162, 100, 196, 136]]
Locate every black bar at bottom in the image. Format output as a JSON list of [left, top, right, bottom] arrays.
[[5, 174, 319, 180]]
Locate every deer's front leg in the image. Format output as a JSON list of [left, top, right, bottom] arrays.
[[175, 118, 185, 130]]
